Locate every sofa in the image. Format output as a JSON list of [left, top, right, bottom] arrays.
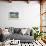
[[6, 27, 34, 43]]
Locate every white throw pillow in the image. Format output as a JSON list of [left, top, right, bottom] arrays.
[[2, 28, 10, 36], [21, 28, 27, 35]]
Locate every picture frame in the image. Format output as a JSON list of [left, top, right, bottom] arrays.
[[9, 12, 19, 18]]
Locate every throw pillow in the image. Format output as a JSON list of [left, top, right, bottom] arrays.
[[14, 28, 21, 33]]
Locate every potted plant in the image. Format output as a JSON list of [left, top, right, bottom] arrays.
[[32, 27, 43, 40], [32, 27, 38, 40]]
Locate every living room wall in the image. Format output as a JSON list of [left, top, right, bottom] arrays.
[[0, 1, 40, 28]]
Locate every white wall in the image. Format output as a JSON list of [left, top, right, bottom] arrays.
[[0, 1, 40, 28]]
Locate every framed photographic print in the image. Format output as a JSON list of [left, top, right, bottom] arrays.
[[9, 12, 19, 18]]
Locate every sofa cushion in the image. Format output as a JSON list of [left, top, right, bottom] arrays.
[[8, 33, 34, 43]]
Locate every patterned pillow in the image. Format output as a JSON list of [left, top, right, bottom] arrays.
[[14, 28, 21, 33], [8, 27, 14, 34]]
